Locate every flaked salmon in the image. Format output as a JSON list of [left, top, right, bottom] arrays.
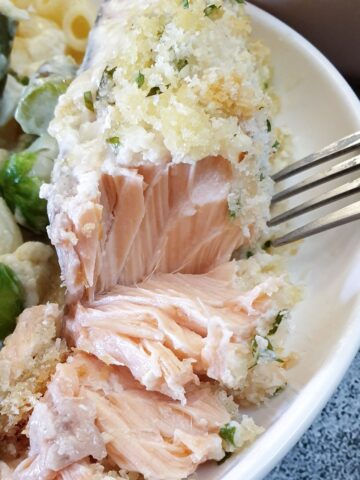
[[47, 157, 247, 302], [44, 0, 275, 301], [66, 258, 293, 403], [13, 353, 261, 480]]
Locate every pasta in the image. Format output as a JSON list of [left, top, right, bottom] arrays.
[[62, 0, 97, 52], [5, 1, 97, 68], [10, 14, 66, 76], [10, 0, 32, 10], [33, 0, 65, 23]]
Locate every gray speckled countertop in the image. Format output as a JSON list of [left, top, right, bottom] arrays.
[[266, 351, 360, 480]]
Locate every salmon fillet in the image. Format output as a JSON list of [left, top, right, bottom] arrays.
[[13, 353, 255, 480], [46, 157, 245, 302], [44, 0, 274, 302], [66, 258, 292, 403]]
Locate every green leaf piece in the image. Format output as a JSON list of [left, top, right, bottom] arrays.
[[135, 71, 145, 88], [204, 4, 221, 17], [84, 90, 94, 112], [147, 86, 162, 97], [268, 310, 287, 336], [219, 423, 237, 447], [0, 263, 24, 341]]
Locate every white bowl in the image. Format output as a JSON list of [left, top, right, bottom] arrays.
[[198, 4, 360, 480]]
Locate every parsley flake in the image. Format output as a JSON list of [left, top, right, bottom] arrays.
[[146, 86, 162, 97], [135, 71, 145, 88], [176, 58, 188, 71], [219, 423, 237, 447], [106, 136, 120, 146], [268, 310, 287, 336], [96, 66, 117, 100], [246, 251, 254, 259], [273, 385, 286, 396], [251, 335, 284, 366], [262, 239, 272, 250], [266, 119, 272, 132], [183, 0, 189, 8], [217, 452, 232, 465], [83, 91, 94, 112], [9, 68, 29, 86], [272, 140, 280, 150], [204, 4, 221, 17]]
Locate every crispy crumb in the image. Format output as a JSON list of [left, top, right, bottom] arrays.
[[0, 304, 68, 455]]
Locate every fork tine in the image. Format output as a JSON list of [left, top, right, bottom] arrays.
[[269, 178, 360, 226], [272, 201, 360, 247], [272, 131, 360, 182], [272, 155, 360, 203]]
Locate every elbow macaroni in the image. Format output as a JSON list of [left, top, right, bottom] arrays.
[[34, 0, 65, 22], [10, 0, 97, 68], [62, 0, 97, 52]]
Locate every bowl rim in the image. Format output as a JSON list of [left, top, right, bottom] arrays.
[[220, 3, 360, 480]]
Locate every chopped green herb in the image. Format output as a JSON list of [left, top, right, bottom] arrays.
[[83, 91, 94, 112], [266, 119, 271, 132], [8, 69, 29, 86], [266, 337, 274, 351], [204, 4, 221, 17], [251, 337, 258, 357], [106, 66, 116, 79], [273, 385, 286, 396], [262, 239, 272, 250], [235, 0, 246, 3], [259, 172, 265, 181], [106, 136, 121, 147], [246, 250, 254, 259], [183, 0, 189, 8], [268, 310, 287, 336], [0, 263, 24, 340], [266, 338, 284, 363], [263, 81, 269, 90], [217, 452, 232, 465], [135, 71, 145, 88], [272, 140, 280, 150], [146, 86, 162, 97], [219, 423, 237, 447], [96, 66, 116, 100], [176, 58, 188, 71], [251, 335, 283, 366]]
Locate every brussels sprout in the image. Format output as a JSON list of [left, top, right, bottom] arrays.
[[15, 55, 77, 135], [0, 73, 25, 126], [0, 14, 16, 98], [0, 197, 23, 255], [0, 134, 58, 233], [0, 262, 24, 340]]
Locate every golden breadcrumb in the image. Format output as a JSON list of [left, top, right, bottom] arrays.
[[0, 304, 68, 458]]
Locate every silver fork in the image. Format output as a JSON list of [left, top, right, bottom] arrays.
[[269, 131, 360, 247]]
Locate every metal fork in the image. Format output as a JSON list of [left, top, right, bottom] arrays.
[[269, 131, 360, 247]]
